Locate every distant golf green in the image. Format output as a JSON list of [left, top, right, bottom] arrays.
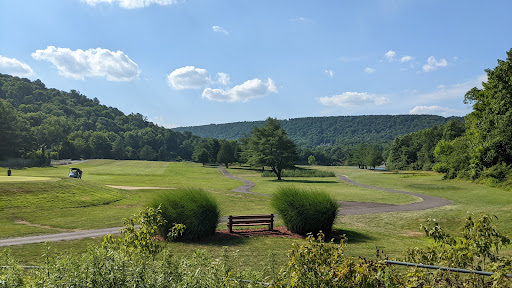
[[0, 176, 54, 182]]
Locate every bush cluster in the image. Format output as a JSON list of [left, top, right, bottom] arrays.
[[272, 186, 338, 235], [151, 188, 219, 241]]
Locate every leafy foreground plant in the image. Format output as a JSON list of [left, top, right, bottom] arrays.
[[2, 213, 512, 287], [151, 188, 220, 241], [273, 216, 512, 287], [0, 207, 268, 287], [272, 186, 338, 235], [272, 232, 399, 287], [405, 214, 512, 287]]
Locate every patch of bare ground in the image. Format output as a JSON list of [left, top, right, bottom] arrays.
[[15, 220, 75, 232], [400, 231, 424, 238], [113, 205, 137, 208]]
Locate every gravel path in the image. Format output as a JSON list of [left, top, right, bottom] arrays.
[[0, 170, 452, 247], [217, 167, 451, 216], [218, 165, 268, 196], [337, 175, 452, 215], [0, 227, 123, 247]]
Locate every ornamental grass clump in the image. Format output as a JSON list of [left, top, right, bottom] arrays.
[[271, 186, 338, 235], [151, 188, 220, 241]]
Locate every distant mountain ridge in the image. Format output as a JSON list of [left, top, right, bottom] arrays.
[[174, 115, 464, 148]]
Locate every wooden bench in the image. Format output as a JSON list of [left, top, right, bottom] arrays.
[[227, 214, 274, 233]]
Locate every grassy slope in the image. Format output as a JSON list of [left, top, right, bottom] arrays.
[[2, 161, 512, 269]]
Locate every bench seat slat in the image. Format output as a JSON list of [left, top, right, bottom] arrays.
[[230, 215, 273, 220], [231, 222, 271, 226], [227, 214, 274, 233], [231, 219, 271, 224]]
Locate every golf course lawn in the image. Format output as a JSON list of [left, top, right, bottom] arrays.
[[1, 160, 512, 268]]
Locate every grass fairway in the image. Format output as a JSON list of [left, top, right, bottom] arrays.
[[2, 161, 512, 268]]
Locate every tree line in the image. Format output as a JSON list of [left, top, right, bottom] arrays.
[[386, 48, 512, 185], [0, 73, 207, 164]]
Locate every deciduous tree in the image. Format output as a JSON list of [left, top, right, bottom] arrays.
[[246, 117, 298, 180]]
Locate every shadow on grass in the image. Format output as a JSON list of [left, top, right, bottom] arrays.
[[184, 235, 250, 247], [331, 228, 374, 244], [271, 179, 338, 184]]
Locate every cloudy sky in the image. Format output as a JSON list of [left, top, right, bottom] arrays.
[[1, 0, 511, 127]]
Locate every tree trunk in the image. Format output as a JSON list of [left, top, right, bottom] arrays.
[[273, 167, 282, 180], [224, 163, 229, 168]]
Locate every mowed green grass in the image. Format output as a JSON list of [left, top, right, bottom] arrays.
[[2, 162, 512, 268], [0, 161, 270, 239], [225, 166, 419, 204]]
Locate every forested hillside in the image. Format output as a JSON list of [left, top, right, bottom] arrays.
[[0, 73, 203, 163], [174, 115, 462, 148]]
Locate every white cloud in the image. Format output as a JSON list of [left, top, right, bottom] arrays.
[[364, 67, 376, 74], [202, 78, 277, 103], [385, 50, 396, 62], [32, 46, 139, 81], [212, 26, 229, 35], [216, 72, 230, 85], [167, 66, 211, 89], [82, 0, 178, 9], [318, 92, 389, 108], [416, 74, 487, 102], [409, 106, 465, 116], [400, 55, 413, 62], [423, 56, 448, 72], [325, 69, 334, 78], [0, 55, 34, 77], [291, 17, 313, 23]]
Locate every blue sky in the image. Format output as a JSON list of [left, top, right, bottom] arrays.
[[1, 0, 511, 128]]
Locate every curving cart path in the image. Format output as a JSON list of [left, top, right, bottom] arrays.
[[217, 166, 451, 216], [0, 169, 452, 247], [336, 175, 451, 215], [218, 165, 267, 196]]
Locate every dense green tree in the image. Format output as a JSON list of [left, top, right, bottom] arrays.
[[352, 144, 383, 169], [89, 132, 112, 158], [463, 48, 512, 177], [386, 120, 465, 171], [308, 155, 316, 165], [246, 117, 298, 180], [58, 140, 76, 159], [433, 137, 471, 178], [139, 145, 157, 161], [0, 99, 31, 159], [111, 137, 126, 160], [193, 148, 210, 166], [216, 141, 236, 168]]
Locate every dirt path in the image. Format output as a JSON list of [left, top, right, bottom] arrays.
[[337, 175, 452, 215]]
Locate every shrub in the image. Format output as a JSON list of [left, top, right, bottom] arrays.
[[272, 186, 338, 235], [151, 188, 220, 241]]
